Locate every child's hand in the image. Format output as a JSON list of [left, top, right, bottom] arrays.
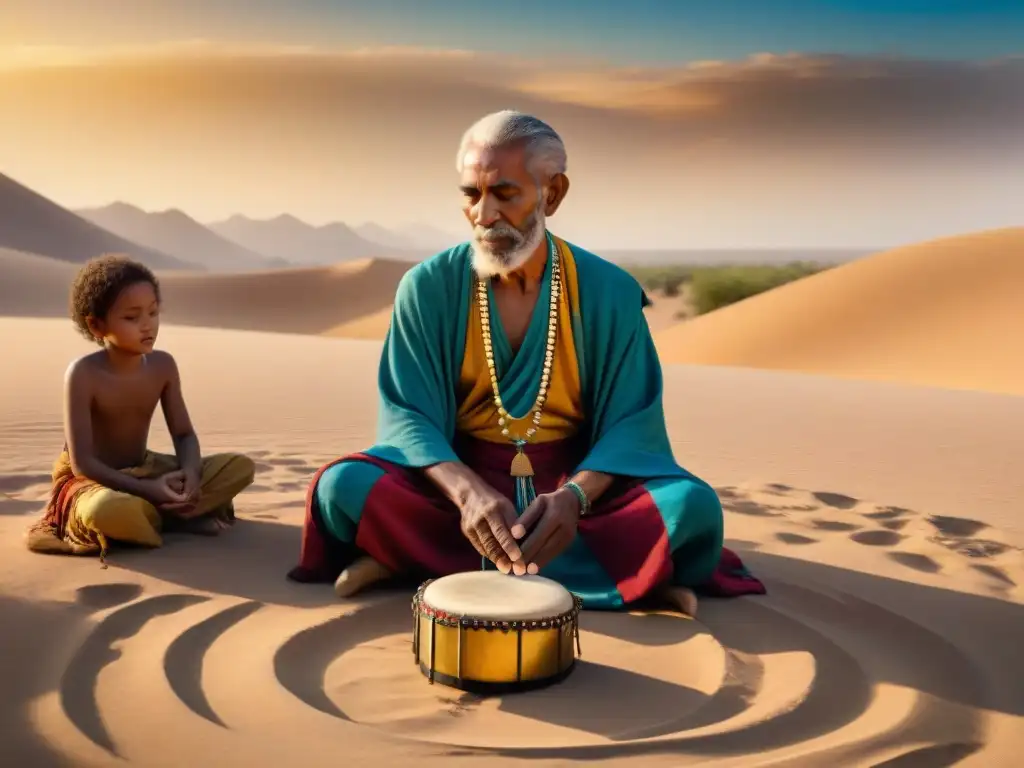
[[145, 472, 189, 507], [181, 469, 202, 504]]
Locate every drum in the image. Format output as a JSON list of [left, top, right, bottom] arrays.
[[411, 571, 583, 694]]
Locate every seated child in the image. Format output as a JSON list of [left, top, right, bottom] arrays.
[[26, 254, 255, 561]]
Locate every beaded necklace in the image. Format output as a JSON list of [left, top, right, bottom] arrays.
[[475, 234, 561, 514]]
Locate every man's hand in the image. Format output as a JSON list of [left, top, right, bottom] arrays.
[[459, 484, 525, 575], [512, 488, 581, 574]]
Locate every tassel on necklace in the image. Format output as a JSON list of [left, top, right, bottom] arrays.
[[511, 439, 537, 515]]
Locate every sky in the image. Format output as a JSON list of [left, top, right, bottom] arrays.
[[0, 0, 1022, 248]]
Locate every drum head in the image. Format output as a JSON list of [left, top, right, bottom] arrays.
[[422, 571, 574, 620]]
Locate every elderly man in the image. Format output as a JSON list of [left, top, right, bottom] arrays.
[[288, 110, 763, 614]]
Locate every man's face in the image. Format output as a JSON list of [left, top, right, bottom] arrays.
[[459, 143, 546, 274]]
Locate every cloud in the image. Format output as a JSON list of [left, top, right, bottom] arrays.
[[511, 52, 1024, 151], [4, 42, 1022, 163], [1, 43, 1020, 247], [7, 44, 1019, 153], [4, 42, 1022, 182]]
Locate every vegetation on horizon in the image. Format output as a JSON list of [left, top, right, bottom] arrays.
[[627, 261, 828, 316]]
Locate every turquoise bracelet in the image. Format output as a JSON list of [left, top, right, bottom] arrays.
[[562, 480, 590, 517]]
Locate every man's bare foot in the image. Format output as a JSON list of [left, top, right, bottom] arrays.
[[334, 556, 393, 598], [662, 585, 699, 617]]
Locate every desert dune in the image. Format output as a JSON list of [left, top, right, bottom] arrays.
[[0, 248, 411, 337], [2, 225, 1024, 767], [0, 248, 79, 319], [655, 228, 1024, 396], [150, 258, 412, 336]]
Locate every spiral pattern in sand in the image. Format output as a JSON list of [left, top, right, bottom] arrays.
[[26, 563, 1002, 768]]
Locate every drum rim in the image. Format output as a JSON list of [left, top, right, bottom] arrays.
[[411, 579, 584, 630], [416, 660, 576, 695]]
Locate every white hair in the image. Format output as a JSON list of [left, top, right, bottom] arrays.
[[455, 110, 567, 181]]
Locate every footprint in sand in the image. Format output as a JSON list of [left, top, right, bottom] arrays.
[[913, 515, 1023, 577], [274, 480, 308, 493], [251, 453, 321, 482], [716, 487, 782, 517], [811, 491, 859, 510], [811, 519, 862, 532], [741, 486, 1024, 592], [929, 515, 989, 538], [719, 486, 929, 563], [881, 519, 910, 531], [728, 500, 781, 517], [775, 532, 818, 545], [934, 537, 1011, 558], [718, 484, 1001, 585], [850, 530, 904, 547], [887, 552, 942, 574], [863, 506, 912, 521]]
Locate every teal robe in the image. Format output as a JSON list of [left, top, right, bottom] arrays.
[[298, 234, 733, 609]]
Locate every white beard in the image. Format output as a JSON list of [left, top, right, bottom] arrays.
[[471, 208, 547, 279]]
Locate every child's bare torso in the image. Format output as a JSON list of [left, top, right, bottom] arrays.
[[76, 350, 173, 469]]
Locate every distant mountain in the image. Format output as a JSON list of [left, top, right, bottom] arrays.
[[356, 221, 460, 252], [354, 222, 416, 250], [76, 202, 287, 272], [0, 173, 194, 270], [208, 214, 394, 266], [395, 221, 461, 251]]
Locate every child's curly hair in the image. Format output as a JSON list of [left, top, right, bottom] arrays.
[[69, 254, 161, 345]]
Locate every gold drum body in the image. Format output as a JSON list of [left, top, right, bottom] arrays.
[[411, 571, 583, 694]]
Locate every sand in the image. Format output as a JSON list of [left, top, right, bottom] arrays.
[[1, 317, 1022, 768], [2, 228, 1024, 766], [655, 228, 1024, 397]]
